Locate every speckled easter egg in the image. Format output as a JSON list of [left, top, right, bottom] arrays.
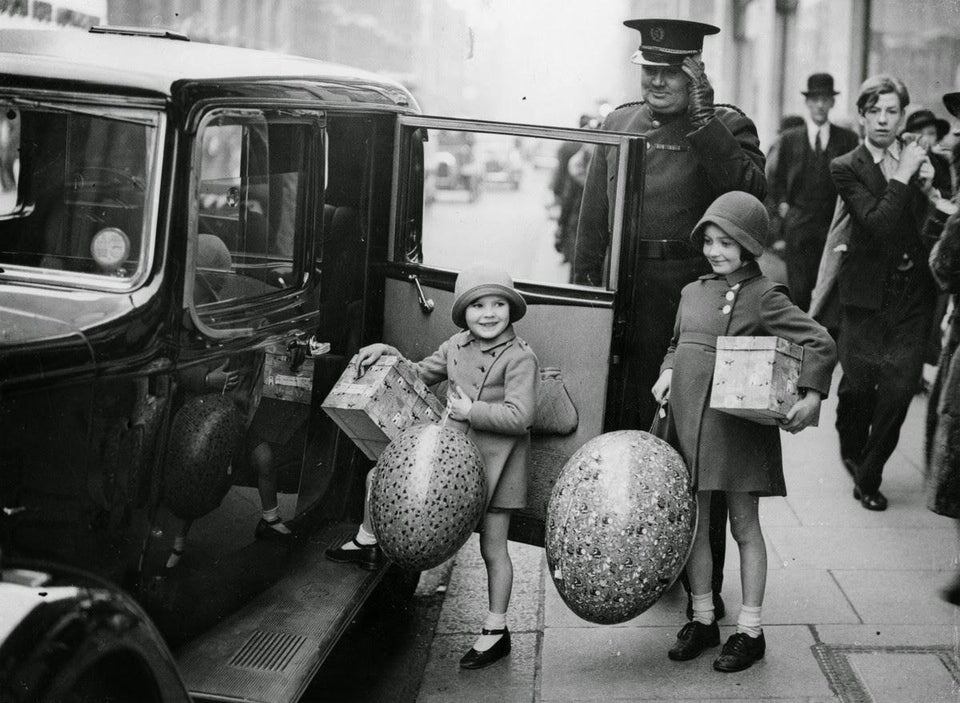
[[545, 430, 695, 624], [370, 423, 487, 571]]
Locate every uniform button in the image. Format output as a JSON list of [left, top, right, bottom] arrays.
[[721, 304, 732, 315], [725, 291, 735, 301], [652, 119, 660, 127]]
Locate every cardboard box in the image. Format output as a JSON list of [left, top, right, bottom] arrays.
[[262, 344, 315, 404], [321, 355, 444, 459], [710, 336, 817, 426]]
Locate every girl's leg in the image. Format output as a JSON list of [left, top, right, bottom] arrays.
[[325, 470, 378, 564], [686, 490, 716, 622], [473, 511, 513, 652], [253, 442, 291, 535], [725, 491, 766, 611]]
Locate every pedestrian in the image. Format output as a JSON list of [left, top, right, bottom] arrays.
[[573, 17, 767, 621], [325, 263, 538, 670], [553, 114, 596, 265], [925, 207, 960, 604], [652, 191, 836, 672], [830, 74, 939, 511], [764, 114, 806, 254], [768, 73, 860, 312]]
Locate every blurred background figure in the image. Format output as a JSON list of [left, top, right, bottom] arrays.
[[764, 113, 807, 255], [904, 108, 953, 198], [768, 73, 859, 312], [551, 113, 596, 265]]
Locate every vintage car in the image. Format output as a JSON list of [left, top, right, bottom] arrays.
[[0, 27, 646, 703], [425, 129, 483, 202]]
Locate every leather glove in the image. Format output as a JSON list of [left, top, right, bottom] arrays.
[[682, 56, 715, 129]]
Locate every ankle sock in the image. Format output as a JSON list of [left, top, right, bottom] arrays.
[[261, 506, 291, 534], [473, 611, 507, 652], [166, 535, 186, 568], [736, 604, 762, 638], [691, 591, 715, 625]]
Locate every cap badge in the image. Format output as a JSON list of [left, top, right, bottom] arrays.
[[650, 25, 665, 42]]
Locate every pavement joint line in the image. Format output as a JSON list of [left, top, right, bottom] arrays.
[[827, 569, 863, 624], [532, 552, 546, 703], [808, 623, 823, 643]]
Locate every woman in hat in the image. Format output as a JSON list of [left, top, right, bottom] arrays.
[[326, 263, 538, 670], [652, 191, 836, 672]]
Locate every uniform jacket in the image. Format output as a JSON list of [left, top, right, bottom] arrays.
[[660, 261, 837, 495], [926, 220, 960, 517], [412, 326, 538, 508], [768, 124, 859, 212], [830, 143, 936, 310], [573, 102, 766, 286]]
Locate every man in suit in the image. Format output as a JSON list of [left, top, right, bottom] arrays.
[[830, 74, 938, 511], [573, 18, 766, 622], [769, 73, 860, 311]]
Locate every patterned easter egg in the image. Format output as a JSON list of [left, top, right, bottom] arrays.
[[545, 430, 695, 624], [370, 423, 487, 571]]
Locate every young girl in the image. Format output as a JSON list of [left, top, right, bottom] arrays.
[[324, 263, 538, 670], [652, 191, 836, 672]]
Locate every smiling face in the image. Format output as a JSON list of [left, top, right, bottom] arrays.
[[702, 223, 745, 276], [464, 294, 511, 340], [860, 91, 905, 149], [640, 65, 690, 115]]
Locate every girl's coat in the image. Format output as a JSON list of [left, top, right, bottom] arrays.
[[415, 326, 538, 509], [661, 260, 837, 495]]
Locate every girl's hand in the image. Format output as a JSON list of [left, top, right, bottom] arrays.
[[206, 359, 240, 391], [447, 385, 473, 421], [780, 390, 822, 433], [355, 343, 390, 378], [651, 369, 673, 404]]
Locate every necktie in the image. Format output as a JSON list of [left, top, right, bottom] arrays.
[[814, 131, 823, 157]]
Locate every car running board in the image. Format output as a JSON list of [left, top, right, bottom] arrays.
[[176, 521, 386, 703]]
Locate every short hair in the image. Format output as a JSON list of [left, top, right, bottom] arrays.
[[856, 74, 910, 115]]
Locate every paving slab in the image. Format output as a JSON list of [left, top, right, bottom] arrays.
[[845, 651, 957, 703], [711, 569, 860, 625], [814, 623, 960, 646], [764, 526, 956, 570], [785, 494, 946, 528], [831, 569, 958, 624], [415, 632, 537, 703], [543, 577, 689, 629], [539, 625, 831, 701]]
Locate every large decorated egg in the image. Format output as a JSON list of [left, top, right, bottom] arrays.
[[546, 430, 695, 624], [370, 423, 487, 571]]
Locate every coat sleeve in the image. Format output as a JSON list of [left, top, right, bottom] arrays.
[[829, 156, 916, 244], [414, 339, 450, 386], [468, 350, 538, 435], [572, 143, 611, 286], [929, 211, 960, 293], [766, 134, 788, 207], [759, 286, 837, 397], [659, 300, 683, 374], [688, 110, 767, 201]]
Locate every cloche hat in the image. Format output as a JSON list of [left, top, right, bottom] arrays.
[[690, 191, 769, 257], [451, 264, 527, 329]]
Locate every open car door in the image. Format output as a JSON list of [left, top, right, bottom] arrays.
[[379, 116, 645, 547]]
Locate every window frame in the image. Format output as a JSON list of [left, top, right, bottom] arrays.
[[185, 105, 326, 340], [390, 114, 641, 294], [0, 95, 165, 293]]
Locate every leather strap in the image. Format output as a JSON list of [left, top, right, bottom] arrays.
[[480, 627, 508, 635]]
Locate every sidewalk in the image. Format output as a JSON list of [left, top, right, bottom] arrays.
[[415, 386, 960, 702]]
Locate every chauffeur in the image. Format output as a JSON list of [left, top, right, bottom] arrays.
[[573, 18, 766, 619]]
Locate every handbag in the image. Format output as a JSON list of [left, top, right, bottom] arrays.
[[532, 367, 579, 436]]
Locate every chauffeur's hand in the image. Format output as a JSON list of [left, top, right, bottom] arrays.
[[682, 55, 715, 129]]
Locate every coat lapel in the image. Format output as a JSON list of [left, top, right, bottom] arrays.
[[852, 144, 887, 195]]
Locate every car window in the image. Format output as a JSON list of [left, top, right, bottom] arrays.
[[192, 110, 318, 310], [0, 102, 161, 286], [409, 127, 612, 289]]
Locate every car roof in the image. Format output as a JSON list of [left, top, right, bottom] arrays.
[[0, 28, 413, 103]]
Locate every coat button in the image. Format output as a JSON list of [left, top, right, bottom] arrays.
[[731, 283, 741, 291], [725, 291, 735, 301], [721, 304, 732, 315], [652, 119, 660, 127]]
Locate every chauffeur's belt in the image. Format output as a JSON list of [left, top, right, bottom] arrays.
[[637, 239, 698, 259]]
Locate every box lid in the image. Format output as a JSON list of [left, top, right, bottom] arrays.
[[716, 335, 802, 360]]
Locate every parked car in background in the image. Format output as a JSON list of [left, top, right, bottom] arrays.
[[426, 129, 482, 201], [475, 133, 524, 190]]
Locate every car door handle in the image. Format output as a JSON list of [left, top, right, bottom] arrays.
[[408, 274, 435, 314]]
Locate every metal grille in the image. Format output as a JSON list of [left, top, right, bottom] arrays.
[[228, 630, 307, 673]]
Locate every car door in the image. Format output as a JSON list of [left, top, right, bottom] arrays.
[[382, 115, 645, 546]]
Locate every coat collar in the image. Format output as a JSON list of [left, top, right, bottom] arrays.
[[698, 260, 763, 286], [458, 325, 517, 353]]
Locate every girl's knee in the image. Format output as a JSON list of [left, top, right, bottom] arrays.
[[729, 514, 762, 545]]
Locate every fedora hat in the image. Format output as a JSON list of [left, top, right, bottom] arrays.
[[690, 191, 768, 257], [943, 92, 960, 120], [802, 73, 839, 97], [451, 264, 527, 329]]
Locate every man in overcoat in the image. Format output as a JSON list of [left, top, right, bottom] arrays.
[[572, 17, 767, 618], [768, 73, 860, 311], [830, 74, 938, 511]]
